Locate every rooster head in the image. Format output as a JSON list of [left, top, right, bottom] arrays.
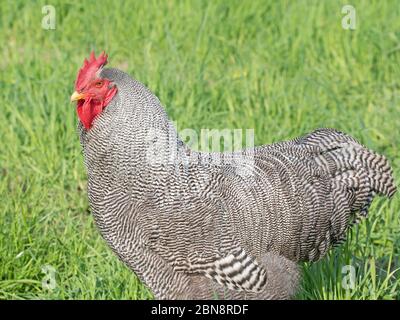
[[71, 51, 117, 129]]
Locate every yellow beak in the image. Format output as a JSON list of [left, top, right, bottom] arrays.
[[70, 91, 86, 102]]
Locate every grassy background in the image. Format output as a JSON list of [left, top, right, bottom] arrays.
[[1, 0, 399, 299]]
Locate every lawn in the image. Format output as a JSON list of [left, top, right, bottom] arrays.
[[0, 0, 399, 299]]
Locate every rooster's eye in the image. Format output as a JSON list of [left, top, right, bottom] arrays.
[[94, 81, 103, 87]]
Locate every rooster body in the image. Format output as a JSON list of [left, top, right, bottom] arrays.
[[74, 57, 396, 299]]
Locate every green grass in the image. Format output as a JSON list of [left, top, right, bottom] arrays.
[[1, 0, 399, 300]]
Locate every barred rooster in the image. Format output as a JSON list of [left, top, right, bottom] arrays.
[[71, 52, 396, 299]]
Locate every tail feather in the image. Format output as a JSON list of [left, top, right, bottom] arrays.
[[298, 128, 396, 245]]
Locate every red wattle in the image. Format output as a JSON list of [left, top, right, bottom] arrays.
[[77, 99, 103, 129], [76, 87, 117, 130]]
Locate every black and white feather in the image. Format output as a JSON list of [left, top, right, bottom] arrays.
[[78, 68, 396, 299]]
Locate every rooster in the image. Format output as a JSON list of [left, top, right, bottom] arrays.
[[71, 52, 396, 299]]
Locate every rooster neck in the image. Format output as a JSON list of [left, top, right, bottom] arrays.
[[78, 68, 192, 196]]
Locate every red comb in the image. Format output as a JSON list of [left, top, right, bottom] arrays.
[[75, 51, 108, 91]]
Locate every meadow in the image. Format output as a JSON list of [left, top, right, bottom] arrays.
[[0, 0, 399, 299]]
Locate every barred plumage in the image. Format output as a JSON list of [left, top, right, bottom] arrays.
[[78, 67, 396, 299]]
